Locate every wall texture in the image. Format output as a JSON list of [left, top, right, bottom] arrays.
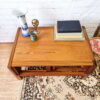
[[0, 0, 100, 42]]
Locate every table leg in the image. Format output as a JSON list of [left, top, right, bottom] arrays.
[[87, 61, 97, 75], [81, 61, 97, 79], [8, 67, 22, 80]]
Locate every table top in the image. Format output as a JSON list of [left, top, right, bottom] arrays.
[[11, 26, 94, 67]]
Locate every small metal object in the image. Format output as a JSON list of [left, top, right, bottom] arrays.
[[32, 19, 39, 34], [30, 19, 39, 41]]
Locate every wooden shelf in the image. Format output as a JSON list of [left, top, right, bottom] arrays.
[[20, 71, 85, 77]]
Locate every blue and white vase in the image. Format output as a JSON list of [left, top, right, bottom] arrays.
[[13, 9, 30, 37]]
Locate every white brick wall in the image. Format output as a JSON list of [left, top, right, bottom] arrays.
[[0, 0, 100, 42]]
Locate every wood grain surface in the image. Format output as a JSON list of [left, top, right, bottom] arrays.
[[12, 27, 94, 67]]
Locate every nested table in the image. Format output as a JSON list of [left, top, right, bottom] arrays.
[[8, 26, 96, 79]]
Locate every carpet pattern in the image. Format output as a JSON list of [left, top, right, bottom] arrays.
[[21, 55, 100, 100]]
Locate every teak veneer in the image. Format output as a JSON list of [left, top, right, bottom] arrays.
[[8, 26, 96, 79]]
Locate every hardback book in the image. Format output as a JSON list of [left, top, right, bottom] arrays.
[[57, 20, 82, 33], [54, 25, 85, 41], [56, 25, 83, 36]]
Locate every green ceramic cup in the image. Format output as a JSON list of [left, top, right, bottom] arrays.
[[30, 31, 38, 41]]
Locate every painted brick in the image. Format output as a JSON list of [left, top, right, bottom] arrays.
[[0, 0, 100, 42]]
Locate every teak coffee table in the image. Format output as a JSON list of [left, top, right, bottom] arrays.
[[8, 26, 96, 79]]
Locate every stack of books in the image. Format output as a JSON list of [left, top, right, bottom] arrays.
[[54, 20, 85, 41]]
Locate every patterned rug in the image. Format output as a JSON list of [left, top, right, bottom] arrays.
[[20, 55, 100, 100]]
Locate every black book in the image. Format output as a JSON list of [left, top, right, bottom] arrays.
[[57, 20, 82, 33]]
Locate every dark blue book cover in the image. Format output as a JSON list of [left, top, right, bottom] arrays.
[[57, 20, 82, 33]]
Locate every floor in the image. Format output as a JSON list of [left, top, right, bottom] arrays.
[[0, 43, 23, 100]]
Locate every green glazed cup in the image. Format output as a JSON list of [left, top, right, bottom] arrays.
[[30, 31, 38, 41]]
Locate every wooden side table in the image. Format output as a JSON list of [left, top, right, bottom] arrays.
[[8, 26, 96, 80]]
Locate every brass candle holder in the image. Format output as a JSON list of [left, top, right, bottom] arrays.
[[30, 19, 39, 41]]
